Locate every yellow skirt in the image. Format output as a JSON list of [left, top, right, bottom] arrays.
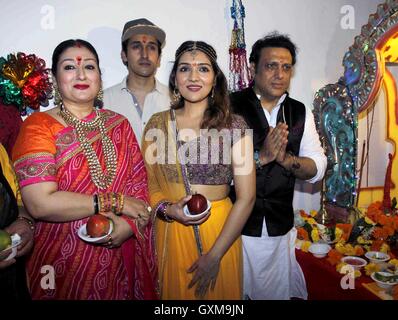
[[156, 197, 242, 300]]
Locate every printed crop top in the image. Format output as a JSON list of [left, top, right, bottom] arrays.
[[179, 115, 250, 185]]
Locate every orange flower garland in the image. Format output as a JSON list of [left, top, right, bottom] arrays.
[[296, 200, 398, 262]]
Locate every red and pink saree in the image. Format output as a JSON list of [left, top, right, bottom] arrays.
[[12, 109, 158, 300]]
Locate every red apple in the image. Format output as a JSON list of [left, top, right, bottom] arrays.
[[187, 194, 208, 215], [86, 215, 110, 238]]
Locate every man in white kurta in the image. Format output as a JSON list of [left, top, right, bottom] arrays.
[[104, 18, 170, 146], [230, 32, 327, 299], [243, 94, 326, 299]]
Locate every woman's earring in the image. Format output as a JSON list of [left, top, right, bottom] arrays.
[[97, 87, 103, 101], [95, 86, 104, 109], [53, 81, 62, 106], [209, 86, 215, 105], [172, 88, 181, 105]]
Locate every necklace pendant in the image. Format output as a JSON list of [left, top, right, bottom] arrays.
[[59, 106, 117, 189]]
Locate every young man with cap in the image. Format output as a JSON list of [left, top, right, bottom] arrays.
[[104, 18, 170, 146]]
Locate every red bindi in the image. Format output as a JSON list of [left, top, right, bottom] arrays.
[[76, 56, 82, 65], [142, 36, 147, 44]]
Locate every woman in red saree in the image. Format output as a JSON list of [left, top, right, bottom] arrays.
[[12, 39, 158, 299]]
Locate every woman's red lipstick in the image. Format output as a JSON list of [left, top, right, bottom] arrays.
[[74, 84, 89, 90]]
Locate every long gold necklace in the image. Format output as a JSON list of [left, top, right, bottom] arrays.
[[171, 109, 203, 256], [59, 104, 117, 189]]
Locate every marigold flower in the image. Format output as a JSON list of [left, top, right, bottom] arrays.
[[366, 205, 382, 223], [336, 262, 346, 273], [335, 242, 347, 255], [357, 236, 372, 245], [295, 239, 303, 249], [344, 244, 356, 256], [334, 227, 343, 242], [381, 215, 395, 228], [336, 223, 352, 242], [304, 217, 317, 225], [327, 249, 343, 266], [299, 210, 307, 217], [380, 243, 390, 254], [372, 227, 388, 240], [310, 210, 318, 217], [301, 241, 312, 252], [383, 226, 395, 237], [364, 217, 376, 225], [354, 245, 365, 256], [389, 259, 398, 268], [371, 240, 384, 251], [364, 263, 381, 276], [364, 245, 371, 252], [373, 201, 382, 208], [367, 201, 382, 212], [297, 227, 309, 241], [311, 229, 319, 243]]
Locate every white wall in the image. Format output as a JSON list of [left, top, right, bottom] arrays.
[[0, 0, 380, 211]]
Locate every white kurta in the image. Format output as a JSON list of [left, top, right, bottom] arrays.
[[243, 94, 327, 300], [243, 222, 308, 300]]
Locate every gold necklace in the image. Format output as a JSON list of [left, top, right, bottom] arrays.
[[59, 105, 117, 189], [171, 109, 203, 256]]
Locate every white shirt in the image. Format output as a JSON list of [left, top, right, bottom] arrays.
[[104, 77, 170, 146], [258, 94, 327, 184]]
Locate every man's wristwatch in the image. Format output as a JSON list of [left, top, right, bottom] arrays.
[[254, 150, 263, 169]]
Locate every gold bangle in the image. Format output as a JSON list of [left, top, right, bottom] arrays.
[[98, 193, 104, 212], [118, 193, 124, 216], [111, 192, 117, 214]]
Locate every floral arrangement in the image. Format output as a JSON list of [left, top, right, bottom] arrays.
[[296, 150, 398, 298], [296, 201, 398, 279], [358, 200, 398, 246], [295, 209, 354, 252], [0, 52, 52, 115]]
